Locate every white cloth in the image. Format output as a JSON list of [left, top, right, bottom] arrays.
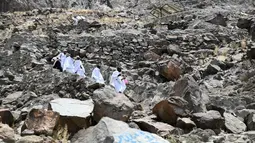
[[110, 71, 120, 87], [110, 71, 126, 93], [92, 67, 104, 84], [59, 53, 66, 68], [63, 56, 75, 74], [120, 76, 127, 93], [74, 60, 85, 78], [72, 16, 85, 25]]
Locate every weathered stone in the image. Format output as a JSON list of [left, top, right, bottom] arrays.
[[152, 96, 188, 125], [17, 135, 43, 143], [144, 51, 160, 61], [237, 18, 252, 29], [209, 133, 251, 143], [133, 115, 177, 137], [158, 61, 181, 81], [22, 109, 59, 136], [223, 112, 246, 133], [247, 47, 255, 59], [246, 102, 255, 109], [49, 98, 94, 133], [3, 91, 23, 104], [247, 113, 255, 131], [176, 117, 196, 130], [236, 109, 255, 122], [167, 44, 182, 56], [206, 13, 227, 27], [173, 76, 207, 113], [92, 86, 134, 122], [71, 117, 169, 143], [0, 123, 15, 143], [0, 109, 14, 127], [241, 131, 255, 141], [192, 110, 224, 130]]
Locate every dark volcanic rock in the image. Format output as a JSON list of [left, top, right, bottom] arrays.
[[173, 76, 207, 113], [192, 110, 224, 130]]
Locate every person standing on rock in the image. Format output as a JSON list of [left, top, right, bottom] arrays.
[[110, 67, 126, 93], [118, 74, 127, 93], [63, 53, 75, 74], [74, 56, 86, 79], [92, 65, 105, 84]]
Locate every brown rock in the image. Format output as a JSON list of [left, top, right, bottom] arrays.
[[22, 109, 59, 136], [152, 96, 188, 125], [159, 61, 181, 81], [0, 109, 14, 127]]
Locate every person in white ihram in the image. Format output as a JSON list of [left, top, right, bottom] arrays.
[[74, 56, 86, 79], [72, 15, 85, 25], [91, 65, 105, 84], [63, 53, 75, 74], [110, 67, 126, 93]]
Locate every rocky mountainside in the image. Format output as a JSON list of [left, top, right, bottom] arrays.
[[1, 0, 255, 142]]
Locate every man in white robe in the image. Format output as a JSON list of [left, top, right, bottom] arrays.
[[110, 67, 127, 93], [63, 54, 75, 74], [74, 56, 85, 78], [72, 15, 85, 25], [59, 51, 67, 68], [92, 65, 104, 84], [119, 75, 127, 93]]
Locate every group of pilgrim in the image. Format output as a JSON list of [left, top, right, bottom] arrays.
[[51, 51, 127, 93]]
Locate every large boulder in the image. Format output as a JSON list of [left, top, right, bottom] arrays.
[[92, 86, 134, 122], [152, 96, 188, 125], [0, 123, 15, 143], [22, 109, 59, 136], [192, 110, 224, 130], [223, 112, 246, 133], [158, 61, 181, 81], [133, 115, 177, 137], [173, 76, 207, 113], [71, 117, 169, 143], [0, 109, 14, 127], [49, 98, 94, 133]]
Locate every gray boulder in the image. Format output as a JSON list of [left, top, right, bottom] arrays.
[[133, 115, 177, 137], [71, 117, 169, 143], [92, 86, 134, 122], [192, 110, 224, 130], [223, 112, 246, 133], [173, 76, 207, 113], [49, 98, 94, 133]]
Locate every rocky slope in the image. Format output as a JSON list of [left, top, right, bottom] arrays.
[[1, 0, 255, 142]]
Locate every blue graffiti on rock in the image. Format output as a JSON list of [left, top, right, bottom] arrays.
[[113, 130, 166, 143]]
